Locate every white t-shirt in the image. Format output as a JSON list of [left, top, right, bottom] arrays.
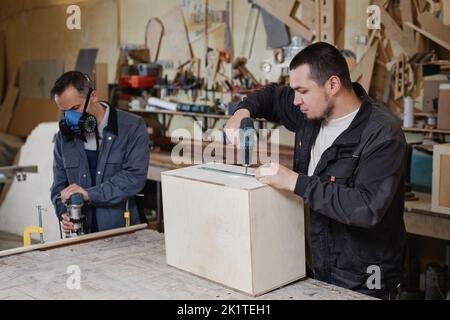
[[307, 108, 360, 176]]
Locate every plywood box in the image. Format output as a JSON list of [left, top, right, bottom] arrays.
[[432, 144, 450, 215], [161, 163, 306, 296]]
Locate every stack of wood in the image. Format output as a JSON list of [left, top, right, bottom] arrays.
[[354, 0, 450, 115]]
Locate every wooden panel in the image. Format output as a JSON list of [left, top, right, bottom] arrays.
[[334, 0, 346, 49], [162, 164, 306, 296], [350, 41, 378, 92], [438, 83, 450, 130], [319, 0, 335, 44], [432, 144, 450, 215], [250, 187, 305, 295], [162, 5, 193, 67], [162, 172, 254, 294], [19, 59, 64, 99], [1, 0, 119, 84], [444, 0, 450, 26], [399, 0, 415, 50], [373, 0, 416, 57], [93, 63, 108, 101], [0, 70, 19, 133], [415, 12, 450, 51], [439, 155, 450, 207], [404, 210, 450, 241], [7, 96, 59, 137], [0, 31, 5, 104]]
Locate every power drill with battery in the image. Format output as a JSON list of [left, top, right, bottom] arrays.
[[240, 117, 255, 175], [65, 193, 87, 237]]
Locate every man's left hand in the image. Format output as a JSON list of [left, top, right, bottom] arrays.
[[255, 163, 299, 192], [60, 184, 90, 204]]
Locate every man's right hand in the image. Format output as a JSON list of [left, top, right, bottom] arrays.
[[224, 109, 251, 146], [61, 213, 74, 234]]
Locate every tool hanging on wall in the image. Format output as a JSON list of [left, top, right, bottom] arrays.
[[232, 57, 259, 87], [145, 18, 164, 63]]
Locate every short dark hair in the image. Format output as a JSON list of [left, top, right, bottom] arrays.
[[50, 71, 93, 99], [289, 42, 353, 90]]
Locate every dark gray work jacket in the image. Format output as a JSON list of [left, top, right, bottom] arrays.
[[237, 83, 407, 299], [50, 105, 149, 232]]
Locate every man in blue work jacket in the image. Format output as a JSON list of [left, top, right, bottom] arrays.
[[50, 71, 149, 234]]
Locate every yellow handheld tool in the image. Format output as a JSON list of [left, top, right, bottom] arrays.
[[23, 226, 44, 247], [124, 200, 130, 227]]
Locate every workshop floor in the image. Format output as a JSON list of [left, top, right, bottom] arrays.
[[0, 231, 23, 251]]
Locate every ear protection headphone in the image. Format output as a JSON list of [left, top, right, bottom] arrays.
[[59, 74, 98, 142]]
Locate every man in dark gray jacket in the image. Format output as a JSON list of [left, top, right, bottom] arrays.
[[50, 71, 149, 234], [225, 42, 407, 299]]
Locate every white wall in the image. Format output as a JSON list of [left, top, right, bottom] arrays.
[[0, 123, 62, 241]]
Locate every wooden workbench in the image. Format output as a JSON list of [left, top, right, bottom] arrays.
[[0, 229, 373, 300], [150, 152, 450, 241], [405, 192, 450, 241]]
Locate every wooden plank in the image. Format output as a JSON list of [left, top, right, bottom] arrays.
[[145, 18, 164, 63], [415, 12, 450, 49], [334, 0, 346, 49], [350, 41, 379, 92], [315, 0, 321, 40], [254, 0, 314, 41], [399, 0, 415, 50], [444, 0, 450, 26], [432, 144, 450, 215], [373, 0, 416, 57], [319, 0, 335, 44], [404, 211, 450, 241], [0, 224, 148, 258], [0, 229, 374, 299], [162, 164, 305, 296], [7, 96, 59, 137], [162, 5, 193, 67], [405, 22, 450, 52], [415, 32, 431, 53], [0, 70, 19, 133], [93, 63, 108, 101]]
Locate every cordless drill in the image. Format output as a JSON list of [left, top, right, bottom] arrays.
[[240, 118, 255, 175], [66, 193, 86, 237]]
